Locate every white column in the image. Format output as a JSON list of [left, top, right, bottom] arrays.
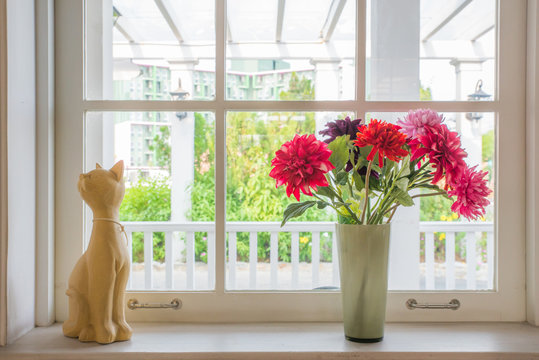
[[169, 61, 197, 223], [369, 0, 420, 101], [370, 0, 421, 290], [169, 61, 197, 267], [311, 59, 341, 137]]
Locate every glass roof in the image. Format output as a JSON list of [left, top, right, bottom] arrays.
[[114, 0, 177, 43], [112, 0, 495, 49], [420, 0, 495, 41], [280, 0, 332, 42], [227, 0, 277, 42]]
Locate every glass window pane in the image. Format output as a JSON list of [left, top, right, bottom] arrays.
[[226, 2, 356, 100], [87, 0, 215, 100], [365, 111, 495, 290], [86, 111, 215, 290], [226, 111, 354, 290], [366, 0, 496, 101]]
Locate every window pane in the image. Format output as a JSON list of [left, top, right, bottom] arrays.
[[226, 111, 354, 290], [366, 0, 496, 101], [226, 1, 356, 100], [86, 111, 215, 291], [86, 0, 215, 100], [365, 112, 495, 290]]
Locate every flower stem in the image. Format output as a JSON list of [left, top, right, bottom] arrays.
[[361, 160, 373, 224], [382, 191, 447, 217], [386, 205, 398, 223], [369, 158, 407, 224]]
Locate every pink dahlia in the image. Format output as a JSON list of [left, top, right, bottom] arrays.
[[270, 134, 335, 201], [397, 109, 444, 139], [409, 124, 467, 186], [448, 166, 491, 220]]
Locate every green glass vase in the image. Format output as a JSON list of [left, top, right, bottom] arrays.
[[336, 223, 391, 343]]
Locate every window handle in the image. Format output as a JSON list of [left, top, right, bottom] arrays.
[[127, 298, 182, 310], [406, 298, 460, 310]]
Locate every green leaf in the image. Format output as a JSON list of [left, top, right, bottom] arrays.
[[391, 187, 415, 207], [338, 214, 356, 224], [382, 160, 396, 176], [328, 136, 350, 172], [352, 171, 365, 191], [417, 184, 443, 191], [281, 201, 317, 227], [336, 171, 349, 185], [395, 177, 409, 192], [317, 201, 328, 209], [316, 186, 336, 200], [400, 155, 411, 177]]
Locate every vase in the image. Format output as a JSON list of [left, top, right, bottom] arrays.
[[336, 223, 391, 343]]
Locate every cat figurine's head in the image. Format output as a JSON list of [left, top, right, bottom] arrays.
[[78, 160, 125, 212]]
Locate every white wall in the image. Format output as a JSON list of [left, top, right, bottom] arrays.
[[5, 0, 36, 344]]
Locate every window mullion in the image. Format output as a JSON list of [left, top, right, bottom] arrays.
[[214, 0, 227, 295]]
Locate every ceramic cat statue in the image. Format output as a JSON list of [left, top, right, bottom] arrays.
[[62, 160, 132, 344]]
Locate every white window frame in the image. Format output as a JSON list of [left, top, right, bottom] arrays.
[[53, 0, 527, 323]]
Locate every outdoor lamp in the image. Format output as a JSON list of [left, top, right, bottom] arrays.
[[170, 78, 190, 120], [466, 80, 491, 122]]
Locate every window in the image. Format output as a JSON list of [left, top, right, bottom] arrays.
[[55, 0, 526, 322]]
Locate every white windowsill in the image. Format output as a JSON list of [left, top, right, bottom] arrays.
[[1, 322, 539, 359]]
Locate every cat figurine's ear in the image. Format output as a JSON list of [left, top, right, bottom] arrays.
[[110, 160, 124, 182], [96, 163, 102, 169]]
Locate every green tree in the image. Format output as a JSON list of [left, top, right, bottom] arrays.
[[120, 176, 171, 262], [148, 125, 171, 170], [279, 72, 315, 100], [420, 85, 432, 101]]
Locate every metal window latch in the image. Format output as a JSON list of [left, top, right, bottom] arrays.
[[127, 298, 182, 310], [406, 298, 460, 310]]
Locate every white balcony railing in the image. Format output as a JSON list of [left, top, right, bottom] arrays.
[[123, 221, 494, 291]]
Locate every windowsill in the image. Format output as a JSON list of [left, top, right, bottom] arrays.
[[1, 322, 539, 359]]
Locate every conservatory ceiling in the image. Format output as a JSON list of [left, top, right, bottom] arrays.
[[111, 0, 495, 61]]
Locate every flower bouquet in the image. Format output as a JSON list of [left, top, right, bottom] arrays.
[[270, 109, 491, 226], [269, 109, 491, 342]]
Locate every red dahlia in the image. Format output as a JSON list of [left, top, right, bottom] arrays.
[[353, 119, 408, 167], [270, 134, 335, 201]]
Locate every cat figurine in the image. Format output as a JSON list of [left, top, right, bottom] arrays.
[[62, 160, 133, 344]]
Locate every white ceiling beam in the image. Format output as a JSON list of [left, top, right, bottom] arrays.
[[320, 0, 347, 42], [227, 18, 233, 43], [154, 0, 184, 44], [422, 0, 473, 42], [276, 0, 286, 42], [113, 42, 356, 61], [114, 22, 135, 43], [472, 24, 495, 41], [421, 39, 494, 59]]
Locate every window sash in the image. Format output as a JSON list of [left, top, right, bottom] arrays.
[[54, 0, 526, 322]]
